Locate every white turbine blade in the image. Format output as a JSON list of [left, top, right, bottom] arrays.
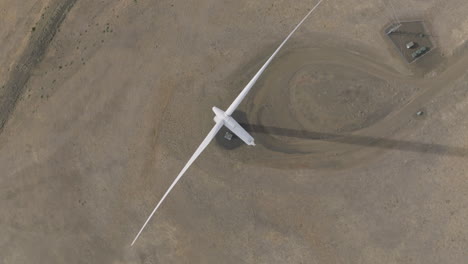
[[225, 0, 325, 115], [131, 120, 224, 246]]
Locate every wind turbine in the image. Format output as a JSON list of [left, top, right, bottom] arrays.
[[131, 0, 325, 246]]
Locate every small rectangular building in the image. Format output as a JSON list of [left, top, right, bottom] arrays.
[[406, 41, 415, 49]]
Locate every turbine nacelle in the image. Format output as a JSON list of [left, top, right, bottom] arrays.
[[212, 106, 255, 146]]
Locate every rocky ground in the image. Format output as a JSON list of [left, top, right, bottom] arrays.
[[1, 0, 468, 263]]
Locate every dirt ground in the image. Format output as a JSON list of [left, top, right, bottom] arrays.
[[1, 0, 468, 263]]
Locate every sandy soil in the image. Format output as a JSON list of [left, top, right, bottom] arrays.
[[1, 0, 468, 263]]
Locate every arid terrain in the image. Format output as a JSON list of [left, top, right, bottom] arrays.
[[1, 0, 468, 263]]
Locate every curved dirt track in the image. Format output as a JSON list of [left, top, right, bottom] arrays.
[[209, 34, 468, 170]]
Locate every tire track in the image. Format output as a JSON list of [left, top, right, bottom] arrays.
[[0, 0, 78, 133]]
